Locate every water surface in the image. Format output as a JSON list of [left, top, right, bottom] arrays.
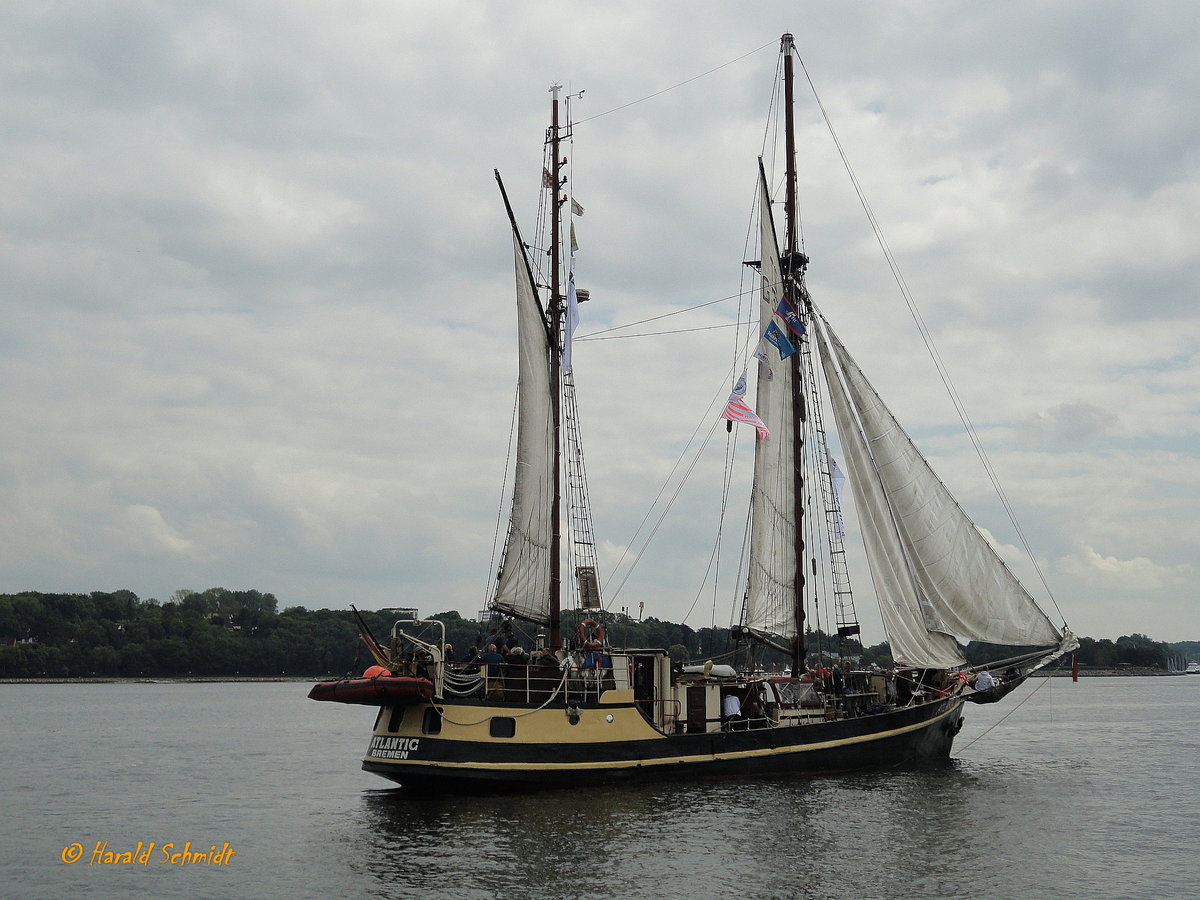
[[1, 676, 1195, 899]]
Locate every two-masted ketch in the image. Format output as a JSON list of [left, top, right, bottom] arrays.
[[310, 34, 1078, 787]]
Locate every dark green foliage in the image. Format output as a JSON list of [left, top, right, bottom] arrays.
[[964, 633, 1170, 670], [0, 590, 1177, 677], [0, 589, 353, 678], [1168, 640, 1200, 659]]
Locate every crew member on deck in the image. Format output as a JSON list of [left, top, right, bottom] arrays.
[[830, 664, 845, 696], [973, 669, 995, 691], [722, 691, 742, 728], [480, 643, 505, 699]]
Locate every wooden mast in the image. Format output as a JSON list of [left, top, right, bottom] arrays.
[[547, 84, 564, 649], [781, 33, 808, 676]]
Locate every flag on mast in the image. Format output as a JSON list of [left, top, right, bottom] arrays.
[[828, 452, 846, 539], [730, 368, 748, 398], [563, 277, 580, 373], [721, 397, 769, 439], [752, 339, 774, 380], [764, 321, 796, 359], [775, 298, 806, 337]]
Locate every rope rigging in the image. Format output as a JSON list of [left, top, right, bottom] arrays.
[[953, 675, 1052, 756], [572, 39, 777, 126], [488, 33, 1066, 661], [793, 49, 1067, 627]]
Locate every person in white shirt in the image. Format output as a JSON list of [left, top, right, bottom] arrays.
[[722, 692, 741, 719]]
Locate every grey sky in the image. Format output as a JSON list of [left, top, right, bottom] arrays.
[[2, 2, 1195, 644]]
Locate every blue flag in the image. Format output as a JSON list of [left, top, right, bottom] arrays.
[[775, 298, 806, 337], [764, 321, 796, 359]]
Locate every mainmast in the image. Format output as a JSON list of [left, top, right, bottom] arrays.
[[781, 33, 808, 675], [547, 84, 565, 649]]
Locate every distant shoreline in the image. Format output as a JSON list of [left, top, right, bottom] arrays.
[[3, 668, 1194, 685], [1039, 667, 1189, 677]]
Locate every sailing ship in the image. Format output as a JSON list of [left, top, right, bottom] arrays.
[[310, 34, 1078, 787]]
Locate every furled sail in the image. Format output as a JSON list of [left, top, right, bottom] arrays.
[[813, 315, 1068, 667], [493, 234, 554, 623], [743, 168, 799, 639]]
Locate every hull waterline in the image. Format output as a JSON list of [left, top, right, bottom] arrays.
[[359, 694, 965, 788]]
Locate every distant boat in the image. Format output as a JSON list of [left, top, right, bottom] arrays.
[[1187, 662, 1200, 675], [311, 34, 1077, 788]]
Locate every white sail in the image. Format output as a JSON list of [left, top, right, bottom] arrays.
[[814, 318, 964, 667], [744, 168, 799, 639], [814, 316, 1067, 667], [493, 234, 554, 623]]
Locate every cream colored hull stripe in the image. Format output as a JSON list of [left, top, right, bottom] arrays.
[[366, 702, 962, 772]]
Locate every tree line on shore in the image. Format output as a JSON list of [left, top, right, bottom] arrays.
[[0, 588, 1181, 679]]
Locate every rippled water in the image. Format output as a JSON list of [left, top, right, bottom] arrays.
[[2, 676, 1195, 899]]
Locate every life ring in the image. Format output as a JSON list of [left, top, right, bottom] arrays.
[[577, 618, 605, 648]]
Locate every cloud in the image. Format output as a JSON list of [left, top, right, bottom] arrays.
[[1057, 546, 1192, 592], [1021, 401, 1112, 446], [0, 2, 1196, 645], [111, 505, 198, 558]]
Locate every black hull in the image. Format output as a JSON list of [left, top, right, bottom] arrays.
[[361, 695, 965, 789], [963, 674, 1027, 705]]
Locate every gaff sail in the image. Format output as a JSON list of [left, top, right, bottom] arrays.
[[743, 167, 799, 640], [492, 233, 554, 624]]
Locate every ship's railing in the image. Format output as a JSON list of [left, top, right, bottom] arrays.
[[390, 618, 447, 696], [565, 666, 617, 703], [436, 663, 569, 704], [722, 713, 774, 732], [433, 661, 620, 706], [494, 664, 566, 703], [649, 697, 682, 732]]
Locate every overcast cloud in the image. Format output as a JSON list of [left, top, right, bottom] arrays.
[[1, 2, 1196, 645]]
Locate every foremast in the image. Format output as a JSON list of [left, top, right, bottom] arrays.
[[493, 85, 596, 651], [547, 84, 565, 650]]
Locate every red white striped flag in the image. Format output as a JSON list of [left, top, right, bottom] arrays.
[[721, 397, 770, 439]]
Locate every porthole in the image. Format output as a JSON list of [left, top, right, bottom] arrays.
[[489, 716, 516, 738]]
